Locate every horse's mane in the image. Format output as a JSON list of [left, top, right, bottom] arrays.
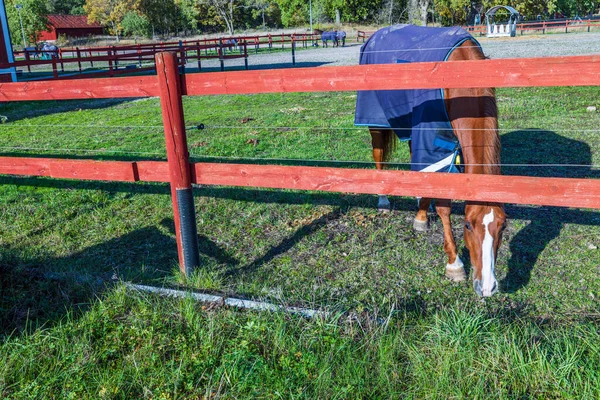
[[449, 40, 501, 175], [480, 87, 500, 175]]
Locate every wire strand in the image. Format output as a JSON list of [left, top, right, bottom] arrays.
[[195, 125, 600, 133], [0, 146, 165, 157], [185, 153, 600, 169], [2, 146, 598, 169]]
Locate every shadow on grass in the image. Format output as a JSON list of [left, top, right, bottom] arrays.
[[0, 221, 177, 337], [1, 98, 136, 124], [225, 207, 348, 278], [500, 129, 600, 293]]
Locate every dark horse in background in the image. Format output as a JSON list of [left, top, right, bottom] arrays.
[[321, 30, 346, 47], [356, 25, 506, 297]]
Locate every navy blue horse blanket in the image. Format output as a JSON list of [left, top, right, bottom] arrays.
[[354, 25, 481, 172], [321, 31, 337, 43]]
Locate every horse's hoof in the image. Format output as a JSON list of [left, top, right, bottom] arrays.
[[413, 218, 429, 232], [445, 258, 466, 282], [377, 196, 391, 212]]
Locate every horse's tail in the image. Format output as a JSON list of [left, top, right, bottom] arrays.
[[369, 128, 398, 163], [381, 129, 397, 164]]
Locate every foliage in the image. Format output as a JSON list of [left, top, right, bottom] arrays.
[[84, 0, 140, 38], [121, 11, 150, 37], [273, 0, 307, 27], [554, 0, 598, 17], [6, 0, 600, 42], [5, 0, 49, 47], [46, 0, 86, 15]]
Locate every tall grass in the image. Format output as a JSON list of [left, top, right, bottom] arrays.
[[1, 285, 599, 398]]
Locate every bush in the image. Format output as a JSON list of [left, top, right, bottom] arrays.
[[121, 12, 151, 38]]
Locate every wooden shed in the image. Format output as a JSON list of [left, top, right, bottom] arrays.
[[39, 15, 103, 41]]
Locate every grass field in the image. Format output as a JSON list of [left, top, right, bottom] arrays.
[[1, 84, 599, 398]]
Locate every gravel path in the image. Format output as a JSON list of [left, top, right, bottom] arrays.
[[193, 31, 600, 71]]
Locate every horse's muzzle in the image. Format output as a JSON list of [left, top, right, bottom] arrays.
[[473, 279, 498, 297]]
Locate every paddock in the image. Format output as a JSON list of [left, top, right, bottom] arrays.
[[1, 49, 599, 281]]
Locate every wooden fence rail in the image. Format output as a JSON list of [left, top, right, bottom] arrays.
[[1, 53, 599, 272]]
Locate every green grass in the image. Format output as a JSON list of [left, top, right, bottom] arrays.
[[1, 287, 599, 398], [1, 84, 600, 398]]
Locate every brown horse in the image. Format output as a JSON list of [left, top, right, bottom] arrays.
[[369, 39, 506, 297]]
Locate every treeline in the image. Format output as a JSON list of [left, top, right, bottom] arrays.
[[5, 0, 600, 46]]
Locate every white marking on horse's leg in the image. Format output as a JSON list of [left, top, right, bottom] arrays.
[[413, 218, 429, 232], [377, 195, 391, 212], [445, 255, 466, 282], [480, 209, 498, 297]]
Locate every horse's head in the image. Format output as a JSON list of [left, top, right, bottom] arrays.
[[464, 203, 506, 297]]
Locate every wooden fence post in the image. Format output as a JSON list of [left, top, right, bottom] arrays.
[[108, 49, 114, 77], [197, 44, 202, 71], [25, 50, 31, 73], [291, 37, 296, 66], [51, 56, 58, 79], [155, 52, 200, 276], [178, 40, 185, 74], [218, 39, 224, 71], [112, 46, 118, 69], [59, 49, 64, 72], [76, 47, 82, 73]]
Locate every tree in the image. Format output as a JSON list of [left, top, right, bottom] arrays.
[[247, 0, 270, 28], [408, 0, 430, 25], [46, 0, 86, 15], [273, 0, 307, 27], [84, 0, 140, 41], [121, 11, 150, 37], [199, 0, 236, 34], [434, 0, 469, 25], [5, 0, 49, 47], [175, 0, 200, 34]]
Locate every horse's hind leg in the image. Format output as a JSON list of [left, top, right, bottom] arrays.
[[408, 140, 431, 231], [413, 198, 431, 232], [435, 199, 466, 282], [370, 129, 393, 212]]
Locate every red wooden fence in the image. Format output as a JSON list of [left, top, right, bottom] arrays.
[[358, 20, 600, 41], [1, 53, 600, 272], [9, 33, 321, 81], [464, 18, 600, 36]]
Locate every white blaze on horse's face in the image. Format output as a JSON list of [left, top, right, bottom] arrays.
[[464, 204, 506, 297], [480, 209, 497, 297]]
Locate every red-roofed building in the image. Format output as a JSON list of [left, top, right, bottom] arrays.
[[39, 15, 104, 41]]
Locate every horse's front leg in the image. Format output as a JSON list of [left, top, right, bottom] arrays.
[[435, 199, 467, 282]]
